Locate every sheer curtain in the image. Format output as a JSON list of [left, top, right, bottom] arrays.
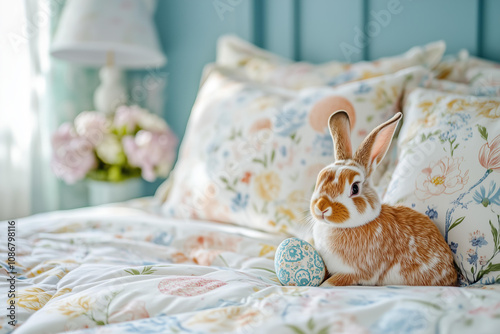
[[0, 1, 33, 219], [28, 0, 98, 214], [0, 0, 165, 220], [0, 0, 98, 219]]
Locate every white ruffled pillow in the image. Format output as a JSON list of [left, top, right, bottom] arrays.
[[216, 35, 445, 90]]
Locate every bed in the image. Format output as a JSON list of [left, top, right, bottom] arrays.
[[4, 1, 500, 333], [3, 198, 500, 334]]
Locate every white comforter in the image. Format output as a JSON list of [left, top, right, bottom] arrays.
[[1, 198, 500, 334]]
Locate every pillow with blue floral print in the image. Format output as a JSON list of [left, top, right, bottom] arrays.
[[162, 66, 429, 236], [466, 67, 500, 94], [384, 88, 500, 285]]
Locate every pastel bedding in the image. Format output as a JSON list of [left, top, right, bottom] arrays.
[[4, 35, 500, 334], [2, 199, 500, 334]]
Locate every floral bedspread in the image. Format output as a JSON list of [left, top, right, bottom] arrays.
[[2, 198, 500, 334]]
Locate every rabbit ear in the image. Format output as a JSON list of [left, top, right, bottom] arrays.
[[328, 110, 353, 161], [354, 112, 402, 176]]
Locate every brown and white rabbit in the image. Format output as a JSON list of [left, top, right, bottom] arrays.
[[310, 110, 457, 286]]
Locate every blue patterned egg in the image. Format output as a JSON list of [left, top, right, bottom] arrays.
[[274, 238, 326, 286]]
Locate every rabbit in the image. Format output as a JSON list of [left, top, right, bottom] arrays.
[[310, 110, 457, 287]]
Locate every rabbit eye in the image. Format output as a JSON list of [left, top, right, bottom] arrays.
[[350, 182, 360, 197]]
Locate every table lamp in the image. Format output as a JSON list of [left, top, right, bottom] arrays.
[[50, 0, 166, 114]]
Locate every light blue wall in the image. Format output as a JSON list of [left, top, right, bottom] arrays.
[[367, 0, 479, 58], [483, 0, 500, 61], [145, 0, 499, 197], [39, 0, 500, 210], [153, 0, 500, 145], [154, 0, 255, 141]]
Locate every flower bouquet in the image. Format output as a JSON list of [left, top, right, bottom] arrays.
[[51, 105, 178, 185]]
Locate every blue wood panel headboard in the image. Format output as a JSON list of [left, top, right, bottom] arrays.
[[258, 0, 499, 63], [154, 0, 500, 141]]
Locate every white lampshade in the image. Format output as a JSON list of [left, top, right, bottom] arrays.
[[51, 0, 166, 68]]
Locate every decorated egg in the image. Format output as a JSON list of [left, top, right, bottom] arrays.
[[274, 237, 326, 286]]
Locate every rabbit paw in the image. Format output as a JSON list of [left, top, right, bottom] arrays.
[[320, 280, 334, 288], [320, 273, 359, 287]]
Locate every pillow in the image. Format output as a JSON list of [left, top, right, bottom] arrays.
[[216, 35, 444, 90], [466, 67, 500, 92], [216, 34, 293, 69], [416, 71, 500, 98], [433, 49, 500, 83], [162, 66, 430, 235], [383, 88, 500, 286], [374, 73, 500, 199]]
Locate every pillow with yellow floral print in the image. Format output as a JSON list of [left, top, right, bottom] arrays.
[[433, 49, 500, 83], [466, 67, 500, 95], [162, 66, 430, 235], [408, 71, 500, 101], [216, 35, 444, 90], [374, 73, 500, 199], [383, 88, 500, 286]]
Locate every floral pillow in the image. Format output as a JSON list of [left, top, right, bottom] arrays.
[[433, 49, 500, 83], [162, 66, 429, 235], [216, 35, 444, 90], [466, 67, 500, 94], [383, 88, 500, 285], [416, 71, 500, 98], [216, 34, 293, 70], [374, 73, 500, 199]]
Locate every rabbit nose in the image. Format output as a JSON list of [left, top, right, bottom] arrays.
[[321, 208, 332, 218], [314, 198, 332, 217]]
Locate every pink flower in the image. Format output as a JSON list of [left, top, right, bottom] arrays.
[[469, 302, 500, 316], [180, 232, 241, 266], [108, 300, 149, 323], [479, 134, 500, 172], [114, 105, 144, 133], [415, 156, 469, 200], [157, 277, 226, 297], [114, 105, 168, 133], [122, 128, 178, 182], [74, 111, 109, 146], [51, 123, 96, 184], [248, 118, 271, 134]]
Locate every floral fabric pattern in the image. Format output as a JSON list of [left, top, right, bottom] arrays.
[[275, 238, 325, 286], [433, 49, 500, 83], [2, 201, 500, 333], [467, 67, 500, 89], [216, 35, 445, 90], [162, 67, 429, 235], [384, 88, 500, 285], [415, 157, 470, 200]]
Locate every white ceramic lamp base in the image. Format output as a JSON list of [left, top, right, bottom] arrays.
[[94, 65, 127, 115]]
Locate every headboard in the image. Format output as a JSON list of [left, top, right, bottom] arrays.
[[255, 0, 499, 63], [154, 0, 500, 140]]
